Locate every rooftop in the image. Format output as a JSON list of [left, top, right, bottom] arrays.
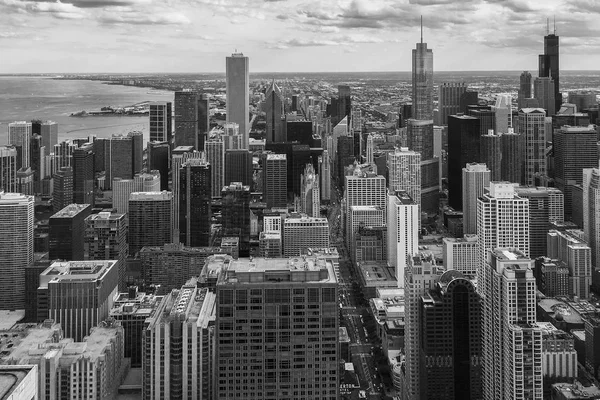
[[86, 211, 125, 222], [50, 203, 90, 218], [266, 153, 286, 160], [0, 365, 36, 399], [42, 260, 117, 283], [443, 234, 478, 244], [551, 382, 600, 399], [391, 191, 415, 205], [491, 248, 529, 261], [129, 191, 172, 201]]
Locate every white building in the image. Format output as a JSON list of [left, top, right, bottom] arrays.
[[387, 191, 419, 285], [282, 215, 329, 257], [442, 235, 478, 276], [462, 163, 490, 234], [387, 147, 421, 210]]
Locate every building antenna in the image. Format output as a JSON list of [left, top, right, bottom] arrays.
[[554, 15, 556, 34], [420, 15, 423, 43], [546, 18, 549, 35]]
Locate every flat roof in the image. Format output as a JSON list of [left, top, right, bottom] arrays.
[[0, 365, 36, 399], [50, 203, 90, 218], [43, 260, 117, 282]]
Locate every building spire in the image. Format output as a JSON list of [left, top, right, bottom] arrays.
[[546, 18, 549, 35], [553, 15, 556, 34], [420, 15, 423, 43]]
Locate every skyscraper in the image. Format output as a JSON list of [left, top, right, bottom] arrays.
[[148, 141, 170, 191], [554, 125, 598, 221], [224, 149, 253, 187], [0, 192, 34, 310], [412, 24, 434, 120], [519, 71, 533, 109], [387, 191, 419, 284], [534, 76, 556, 116], [319, 150, 331, 202], [282, 215, 330, 256], [179, 158, 211, 247], [52, 166, 73, 213], [72, 142, 95, 206], [480, 132, 501, 181], [149, 101, 172, 143], [0, 146, 18, 193], [221, 182, 251, 256], [263, 154, 287, 209], [438, 82, 467, 125], [265, 80, 284, 143], [128, 191, 173, 256], [84, 211, 128, 290], [198, 93, 210, 151], [387, 147, 421, 207], [519, 108, 547, 186], [500, 130, 524, 184], [215, 256, 339, 400], [8, 121, 32, 169], [539, 28, 561, 113], [462, 163, 490, 235], [205, 136, 225, 198], [406, 119, 434, 160], [174, 90, 199, 148], [547, 229, 592, 299], [49, 203, 92, 261], [39, 120, 58, 153], [583, 167, 600, 281], [338, 84, 352, 122], [300, 163, 320, 217], [480, 249, 543, 400], [112, 171, 161, 215], [171, 148, 203, 238], [226, 52, 250, 148], [95, 132, 144, 186], [448, 114, 481, 210]]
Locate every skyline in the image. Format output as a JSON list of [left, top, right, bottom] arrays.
[[2, 0, 600, 73]]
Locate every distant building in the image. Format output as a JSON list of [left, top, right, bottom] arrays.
[[534, 77, 556, 116], [205, 136, 225, 198], [225, 149, 253, 187], [52, 166, 73, 213], [519, 71, 532, 109], [262, 153, 288, 208], [300, 163, 320, 217], [8, 121, 32, 169], [437, 82, 467, 125], [49, 203, 92, 261], [174, 90, 199, 148], [547, 229, 592, 298], [221, 182, 251, 256], [462, 163, 490, 235], [149, 101, 172, 143], [226, 52, 250, 148], [412, 37, 434, 120], [448, 114, 481, 210], [519, 108, 547, 186], [147, 141, 170, 191], [113, 171, 161, 215], [265, 81, 285, 143]]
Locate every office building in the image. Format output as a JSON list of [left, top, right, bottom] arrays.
[[112, 171, 160, 215], [198, 93, 210, 151], [282, 215, 329, 256], [205, 136, 225, 198], [84, 211, 128, 290], [554, 125, 598, 220], [0, 192, 34, 310], [148, 141, 170, 190], [265, 80, 284, 143], [387, 147, 421, 209], [128, 191, 173, 256], [319, 150, 331, 202], [500, 129, 524, 184], [538, 29, 561, 113], [480, 249, 543, 400], [568, 91, 597, 112], [225, 149, 253, 187], [404, 253, 444, 400], [259, 232, 282, 258], [29, 134, 44, 191], [448, 114, 481, 210], [174, 90, 199, 148], [149, 101, 172, 143], [221, 182, 251, 256], [179, 158, 211, 247], [515, 186, 564, 258], [387, 191, 419, 285], [52, 166, 73, 213], [49, 203, 92, 261], [286, 120, 312, 145], [493, 94, 512, 134], [476, 182, 530, 285], [300, 163, 320, 217], [95, 132, 143, 186], [412, 31, 434, 120], [582, 167, 600, 288], [8, 121, 32, 169], [226, 52, 250, 147], [43, 260, 119, 341], [466, 105, 496, 136], [39, 120, 58, 152], [462, 163, 490, 234], [420, 271, 482, 399], [348, 205, 385, 260], [547, 229, 592, 298], [338, 84, 352, 122], [143, 281, 216, 399], [0, 146, 18, 193], [406, 119, 434, 160], [72, 142, 95, 206], [534, 257, 569, 297], [172, 147, 203, 237], [534, 77, 556, 116], [438, 82, 467, 125], [263, 153, 287, 209], [519, 108, 547, 186], [519, 71, 532, 109], [215, 256, 339, 400], [442, 235, 478, 276], [480, 132, 501, 181]]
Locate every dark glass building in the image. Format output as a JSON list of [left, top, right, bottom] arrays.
[[73, 142, 95, 206], [179, 159, 211, 247], [539, 31, 561, 113], [500, 131, 525, 185], [519, 71, 532, 109], [224, 149, 253, 188], [286, 120, 312, 145], [198, 93, 210, 151], [49, 203, 92, 261], [52, 166, 73, 213], [175, 90, 199, 149], [128, 191, 173, 256], [262, 153, 287, 208], [447, 115, 481, 210], [480, 133, 501, 181], [148, 141, 170, 191], [221, 182, 251, 257], [338, 85, 352, 121]]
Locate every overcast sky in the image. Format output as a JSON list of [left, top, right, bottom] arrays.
[[1, 0, 599, 73]]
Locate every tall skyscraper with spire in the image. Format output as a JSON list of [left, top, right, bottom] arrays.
[[226, 52, 250, 148], [539, 18, 561, 113], [412, 17, 434, 120], [265, 80, 284, 143]]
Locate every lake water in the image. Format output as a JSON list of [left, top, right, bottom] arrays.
[[0, 76, 174, 145]]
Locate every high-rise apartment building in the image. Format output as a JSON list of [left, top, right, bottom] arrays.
[[143, 281, 216, 400], [448, 114, 481, 210], [519, 71, 532, 109], [84, 211, 128, 290], [538, 30, 561, 113], [215, 256, 339, 400], [72, 142, 95, 206], [179, 158, 211, 247], [128, 191, 173, 256], [265, 81, 284, 143], [534, 77, 556, 116], [442, 235, 478, 276], [174, 90, 199, 148], [462, 163, 490, 234], [519, 108, 547, 186], [226, 52, 250, 148], [43, 260, 119, 341], [0, 146, 18, 193], [49, 203, 92, 261], [480, 249, 543, 400], [149, 101, 172, 143], [412, 33, 434, 120], [263, 154, 287, 209], [387, 147, 421, 208], [554, 125, 598, 220], [0, 192, 34, 310], [148, 141, 170, 190], [300, 163, 320, 217], [547, 229, 592, 298], [420, 271, 482, 399], [52, 166, 73, 213], [438, 82, 467, 125], [515, 186, 564, 258], [387, 191, 419, 284], [282, 215, 329, 256], [112, 171, 161, 215], [8, 121, 32, 169], [205, 136, 225, 198]]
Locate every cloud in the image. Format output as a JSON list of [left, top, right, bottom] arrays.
[[27, 0, 151, 7], [97, 8, 190, 25], [0, 0, 87, 19], [269, 34, 388, 49]]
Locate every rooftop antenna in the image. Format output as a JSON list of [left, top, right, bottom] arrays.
[[554, 15, 556, 34], [546, 18, 549, 35], [420, 15, 423, 43]]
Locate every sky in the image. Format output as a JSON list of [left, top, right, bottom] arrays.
[[1, 0, 600, 73]]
